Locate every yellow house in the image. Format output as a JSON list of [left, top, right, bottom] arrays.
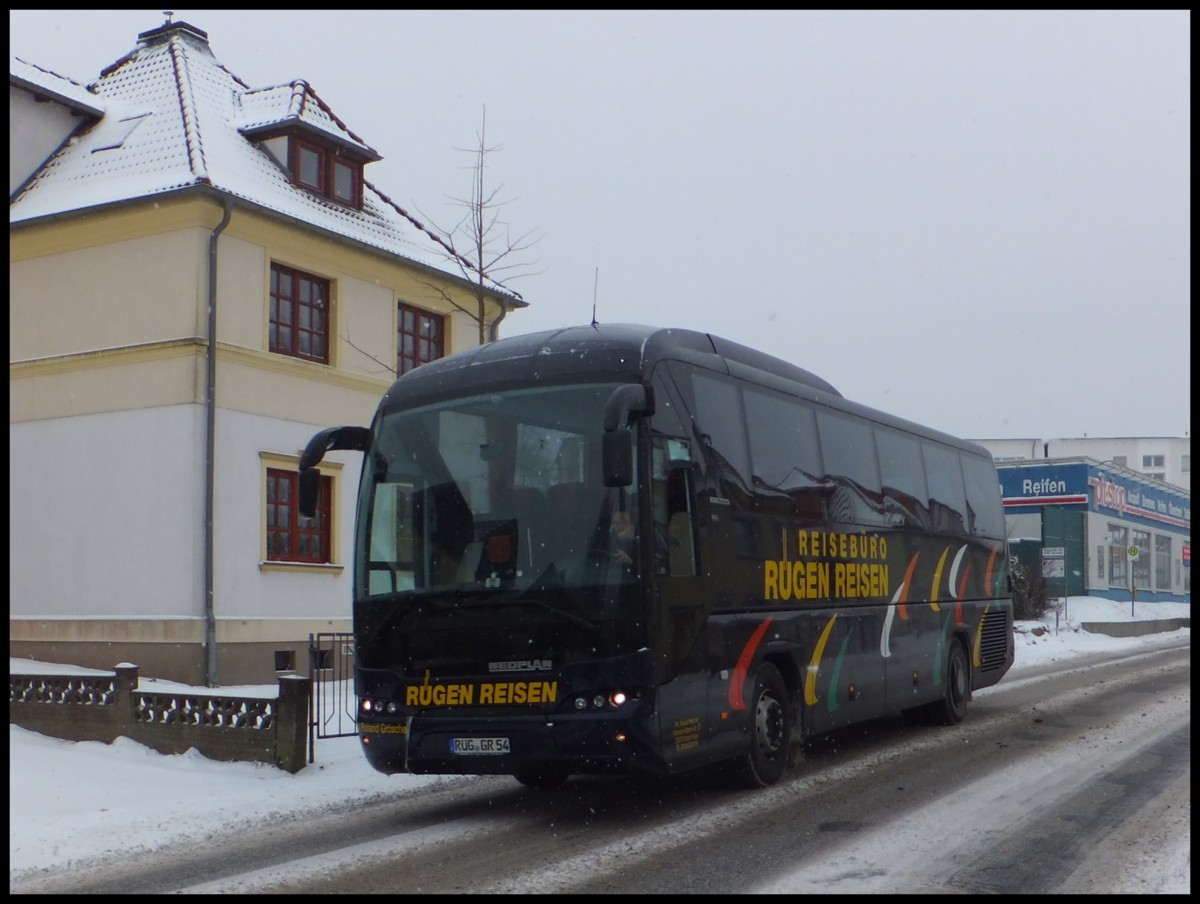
[[10, 19, 524, 685]]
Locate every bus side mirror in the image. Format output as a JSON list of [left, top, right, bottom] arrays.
[[299, 467, 322, 519], [602, 384, 654, 487], [298, 425, 370, 517], [603, 428, 634, 487]]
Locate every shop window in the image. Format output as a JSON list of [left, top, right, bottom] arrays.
[[1131, 529, 1151, 589], [1155, 535, 1171, 589], [1108, 524, 1127, 585]]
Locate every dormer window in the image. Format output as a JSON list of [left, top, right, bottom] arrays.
[[289, 135, 363, 208]]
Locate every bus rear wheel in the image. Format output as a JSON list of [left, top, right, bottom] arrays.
[[733, 663, 791, 788], [922, 639, 970, 726]]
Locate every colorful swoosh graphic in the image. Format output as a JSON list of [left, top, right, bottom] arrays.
[[728, 616, 773, 710], [826, 633, 854, 713], [804, 614, 839, 706], [896, 552, 921, 621], [930, 547, 950, 610]]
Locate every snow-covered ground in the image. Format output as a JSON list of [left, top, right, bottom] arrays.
[[9, 596, 1190, 886]]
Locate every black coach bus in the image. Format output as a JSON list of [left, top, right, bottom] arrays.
[[300, 324, 1013, 788]]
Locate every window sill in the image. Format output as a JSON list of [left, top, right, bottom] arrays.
[[260, 561, 345, 575]]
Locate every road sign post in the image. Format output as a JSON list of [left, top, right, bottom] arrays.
[[1042, 547, 1067, 622], [1127, 545, 1140, 616]]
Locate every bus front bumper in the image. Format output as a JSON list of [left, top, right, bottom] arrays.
[[358, 707, 656, 777]]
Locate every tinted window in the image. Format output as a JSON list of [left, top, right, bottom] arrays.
[[875, 427, 929, 526], [875, 428, 927, 500], [692, 371, 752, 488], [743, 387, 822, 491], [922, 440, 968, 535], [816, 410, 880, 493], [816, 409, 884, 526], [960, 453, 1006, 538]]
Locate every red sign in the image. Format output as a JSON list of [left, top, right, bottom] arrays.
[[1184, 544, 1191, 566]]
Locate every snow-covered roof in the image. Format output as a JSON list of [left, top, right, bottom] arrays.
[[9, 19, 521, 305], [9, 55, 105, 117]]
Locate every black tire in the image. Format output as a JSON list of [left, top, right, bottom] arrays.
[[514, 773, 569, 789], [922, 639, 970, 726], [733, 663, 792, 788]]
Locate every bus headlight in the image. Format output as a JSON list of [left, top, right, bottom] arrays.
[[572, 691, 630, 711]]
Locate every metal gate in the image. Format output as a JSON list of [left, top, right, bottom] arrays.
[[308, 632, 357, 762]]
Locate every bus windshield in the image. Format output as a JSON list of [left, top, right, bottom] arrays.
[[355, 382, 641, 602]]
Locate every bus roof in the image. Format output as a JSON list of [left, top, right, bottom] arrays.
[[378, 323, 988, 458], [381, 323, 837, 402]]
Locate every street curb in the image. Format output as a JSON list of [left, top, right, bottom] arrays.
[[1079, 618, 1190, 638]]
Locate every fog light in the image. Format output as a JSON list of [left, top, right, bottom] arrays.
[[361, 699, 373, 713], [610, 691, 627, 707], [592, 694, 606, 709], [386, 701, 399, 714], [574, 697, 588, 711]]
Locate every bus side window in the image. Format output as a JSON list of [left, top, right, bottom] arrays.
[[922, 440, 968, 536]]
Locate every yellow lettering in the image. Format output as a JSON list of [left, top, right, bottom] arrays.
[[765, 560, 779, 599], [797, 530, 809, 556], [401, 681, 555, 707]]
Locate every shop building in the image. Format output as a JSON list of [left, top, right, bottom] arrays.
[[997, 458, 1190, 604]]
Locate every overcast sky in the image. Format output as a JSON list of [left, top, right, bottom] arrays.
[[10, 9, 1190, 441]]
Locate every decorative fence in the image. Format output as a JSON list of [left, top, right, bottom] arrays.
[[8, 664, 311, 773]]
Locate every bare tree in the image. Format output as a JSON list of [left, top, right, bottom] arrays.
[[419, 106, 542, 345], [342, 107, 541, 374]]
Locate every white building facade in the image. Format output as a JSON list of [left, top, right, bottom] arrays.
[[10, 20, 522, 685]]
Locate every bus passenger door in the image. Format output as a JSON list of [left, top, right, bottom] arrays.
[[652, 448, 706, 674]]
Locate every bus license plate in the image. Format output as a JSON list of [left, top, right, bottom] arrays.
[[450, 737, 511, 755]]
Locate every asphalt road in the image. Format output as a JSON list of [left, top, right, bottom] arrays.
[[12, 638, 1189, 895]]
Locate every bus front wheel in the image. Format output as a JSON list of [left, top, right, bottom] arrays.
[[922, 639, 970, 726], [733, 663, 792, 788]]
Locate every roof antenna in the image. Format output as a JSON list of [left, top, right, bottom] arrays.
[[163, 10, 175, 25], [591, 267, 599, 326]]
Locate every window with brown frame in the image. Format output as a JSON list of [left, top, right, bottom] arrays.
[[397, 302, 445, 374], [289, 136, 363, 208], [270, 263, 330, 364], [267, 468, 332, 563]]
